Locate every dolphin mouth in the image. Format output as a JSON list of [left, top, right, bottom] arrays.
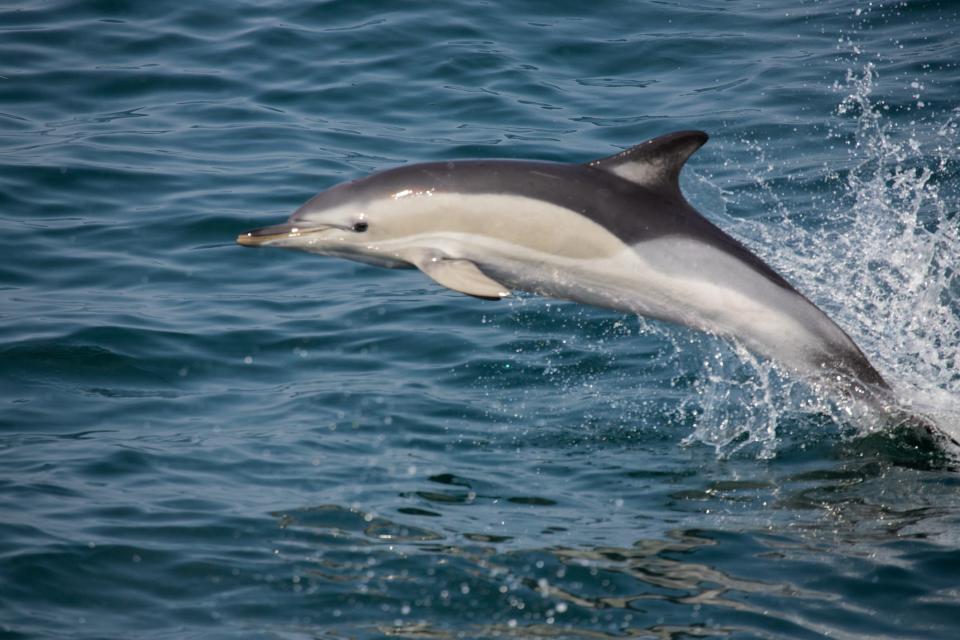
[[236, 223, 332, 247]]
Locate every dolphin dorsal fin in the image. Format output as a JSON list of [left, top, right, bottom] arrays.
[[587, 130, 708, 194]]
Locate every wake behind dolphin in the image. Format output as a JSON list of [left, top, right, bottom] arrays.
[[237, 131, 944, 442]]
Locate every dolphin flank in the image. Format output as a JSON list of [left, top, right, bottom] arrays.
[[237, 131, 890, 401]]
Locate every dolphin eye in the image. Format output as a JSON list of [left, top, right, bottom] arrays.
[[352, 221, 369, 232]]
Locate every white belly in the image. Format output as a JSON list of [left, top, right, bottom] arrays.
[[458, 235, 858, 382]]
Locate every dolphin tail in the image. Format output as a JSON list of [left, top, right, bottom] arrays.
[[850, 381, 960, 451]]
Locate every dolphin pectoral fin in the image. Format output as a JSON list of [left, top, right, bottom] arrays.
[[416, 258, 511, 300]]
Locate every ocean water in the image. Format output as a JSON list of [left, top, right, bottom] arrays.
[[2, 0, 960, 637]]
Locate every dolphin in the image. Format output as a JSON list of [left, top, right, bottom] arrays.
[[236, 131, 960, 448], [238, 131, 890, 400]]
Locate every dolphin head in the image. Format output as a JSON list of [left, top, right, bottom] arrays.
[[237, 176, 416, 268]]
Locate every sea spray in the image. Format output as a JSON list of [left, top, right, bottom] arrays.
[[684, 62, 960, 455]]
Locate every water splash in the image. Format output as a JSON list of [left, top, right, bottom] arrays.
[[816, 64, 959, 435], [686, 62, 960, 456], [829, 66, 959, 413]]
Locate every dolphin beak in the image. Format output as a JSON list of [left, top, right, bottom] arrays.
[[236, 223, 329, 247]]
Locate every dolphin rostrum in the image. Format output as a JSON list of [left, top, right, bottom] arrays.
[[238, 131, 891, 403]]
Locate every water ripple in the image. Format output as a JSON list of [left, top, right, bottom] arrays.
[[2, 1, 960, 638]]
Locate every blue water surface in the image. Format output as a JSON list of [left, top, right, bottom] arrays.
[[3, 1, 960, 638]]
